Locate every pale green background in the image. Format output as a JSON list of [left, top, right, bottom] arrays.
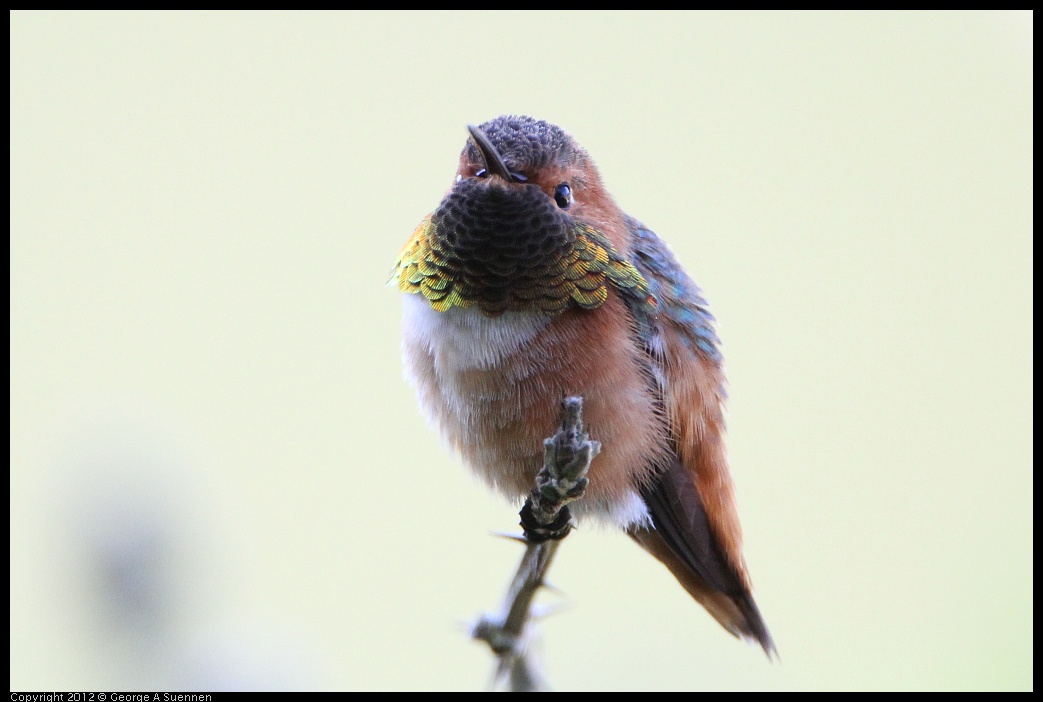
[[11, 11, 1032, 691]]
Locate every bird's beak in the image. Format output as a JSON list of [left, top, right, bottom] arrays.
[[467, 124, 521, 183]]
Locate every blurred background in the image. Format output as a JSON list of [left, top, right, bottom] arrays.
[[11, 11, 1031, 691]]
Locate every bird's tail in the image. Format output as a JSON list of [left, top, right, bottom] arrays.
[[630, 457, 776, 658], [629, 526, 776, 658]]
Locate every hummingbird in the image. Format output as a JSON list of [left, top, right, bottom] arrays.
[[393, 115, 774, 656]]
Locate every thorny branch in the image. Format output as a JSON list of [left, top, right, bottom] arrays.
[[471, 396, 601, 691]]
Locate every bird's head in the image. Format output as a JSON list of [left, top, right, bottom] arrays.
[[395, 116, 647, 315]]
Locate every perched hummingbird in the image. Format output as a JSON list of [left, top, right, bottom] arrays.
[[393, 115, 774, 656]]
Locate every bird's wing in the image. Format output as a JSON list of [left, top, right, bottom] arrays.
[[621, 218, 774, 655]]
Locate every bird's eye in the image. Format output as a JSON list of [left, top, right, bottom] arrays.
[[475, 168, 487, 178], [554, 183, 572, 209]]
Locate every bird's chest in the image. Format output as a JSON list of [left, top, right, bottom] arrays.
[[402, 295, 556, 419], [401, 292, 668, 520]]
